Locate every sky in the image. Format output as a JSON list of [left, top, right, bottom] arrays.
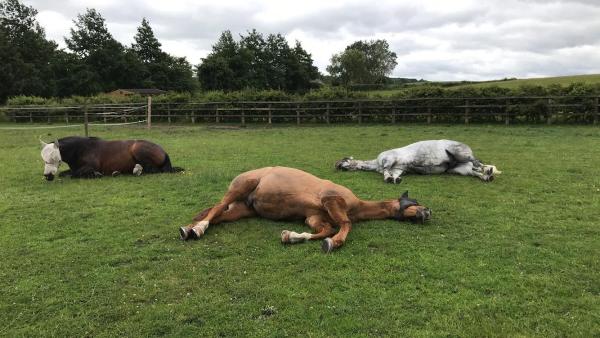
[[24, 0, 600, 81]]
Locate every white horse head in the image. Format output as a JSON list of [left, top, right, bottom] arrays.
[[40, 139, 62, 181]]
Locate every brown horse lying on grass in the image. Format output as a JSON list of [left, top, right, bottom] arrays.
[[40, 136, 183, 180], [180, 166, 431, 253]]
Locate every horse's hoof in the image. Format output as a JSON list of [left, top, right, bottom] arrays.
[[394, 177, 402, 184], [321, 238, 334, 253], [281, 230, 291, 243], [179, 227, 189, 240], [385, 176, 394, 183], [191, 227, 204, 239], [133, 164, 143, 176], [112, 171, 121, 177], [487, 175, 495, 182]]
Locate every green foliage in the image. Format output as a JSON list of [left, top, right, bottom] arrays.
[[0, 125, 598, 336], [132, 18, 163, 64], [196, 30, 320, 92], [131, 18, 196, 92], [327, 39, 398, 85], [0, 0, 58, 102], [0, 1, 196, 102]]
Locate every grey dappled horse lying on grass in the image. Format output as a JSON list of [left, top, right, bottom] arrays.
[[40, 136, 183, 181], [335, 139, 501, 184], [180, 166, 431, 253]]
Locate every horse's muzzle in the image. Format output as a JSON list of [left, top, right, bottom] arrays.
[[412, 208, 431, 224], [44, 173, 55, 181]]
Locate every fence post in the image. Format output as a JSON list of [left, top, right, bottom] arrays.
[[47, 110, 51, 124], [64, 111, 69, 124], [358, 101, 362, 124], [296, 103, 300, 125], [326, 102, 330, 124], [392, 105, 396, 124], [84, 103, 89, 137], [268, 103, 272, 125], [592, 97, 599, 125], [167, 103, 171, 124], [215, 103, 220, 123], [464, 99, 470, 124], [147, 96, 152, 129], [427, 105, 432, 124], [505, 98, 510, 125], [547, 98, 552, 125], [241, 102, 246, 126], [191, 104, 195, 124]]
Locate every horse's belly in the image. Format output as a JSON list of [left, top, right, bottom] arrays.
[[408, 165, 448, 175], [249, 191, 315, 220]]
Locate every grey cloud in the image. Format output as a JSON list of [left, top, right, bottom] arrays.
[[22, 0, 600, 80]]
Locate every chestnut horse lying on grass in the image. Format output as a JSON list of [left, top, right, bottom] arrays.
[[180, 167, 431, 253], [40, 136, 183, 181]]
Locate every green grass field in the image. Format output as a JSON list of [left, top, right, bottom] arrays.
[[1, 124, 599, 337]]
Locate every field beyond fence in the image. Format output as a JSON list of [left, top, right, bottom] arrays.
[[2, 96, 600, 127]]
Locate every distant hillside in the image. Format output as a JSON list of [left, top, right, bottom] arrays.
[[367, 74, 600, 96], [451, 74, 600, 89]]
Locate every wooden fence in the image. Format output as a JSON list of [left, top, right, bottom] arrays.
[[2, 96, 599, 126]]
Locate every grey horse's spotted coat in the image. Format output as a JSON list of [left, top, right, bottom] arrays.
[[335, 139, 500, 184]]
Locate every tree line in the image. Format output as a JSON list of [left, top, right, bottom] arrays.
[[0, 0, 398, 103]]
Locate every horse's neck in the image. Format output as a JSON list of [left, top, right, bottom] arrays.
[[350, 200, 398, 222], [57, 141, 80, 167]]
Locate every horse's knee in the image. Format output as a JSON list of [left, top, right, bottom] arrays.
[[133, 164, 143, 176]]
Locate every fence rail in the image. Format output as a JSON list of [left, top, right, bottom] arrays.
[[1, 96, 599, 126]]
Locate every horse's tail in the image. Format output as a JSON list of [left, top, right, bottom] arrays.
[[161, 153, 185, 173]]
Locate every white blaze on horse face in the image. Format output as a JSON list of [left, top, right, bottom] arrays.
[[41, 143, 61, 176]]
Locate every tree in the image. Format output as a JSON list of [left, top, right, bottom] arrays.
[[284, 41, 320, 91], [197, 29, 319, 92], [131, 18, 195, 91], [327, 39, 397, 85], [65, 8, 113, 58], [132, 18, 164, 64], [65, 9, 144, 93], [0, 0, 58, 101]]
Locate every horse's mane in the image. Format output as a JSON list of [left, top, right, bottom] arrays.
[[57, 136, 101, 146]]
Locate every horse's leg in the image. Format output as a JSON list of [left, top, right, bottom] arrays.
[[180, 202, 255, 240], [448, 162, 493, 182], [281, 215, 336, 244], [181, 178, 260, 239], [381, 157, 397, 183], [58, 169, 72, 177], [320, 196, 352, 253], [391, 168, 404, 184], [71, 165, 102, 179], [131, 142, 163, 174]]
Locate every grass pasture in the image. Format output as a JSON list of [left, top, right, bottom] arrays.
[[0, 124, 599, 337]]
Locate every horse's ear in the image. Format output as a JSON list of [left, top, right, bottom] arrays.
[[400, 191, 409, 199], [39, 136, 48, 148]]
